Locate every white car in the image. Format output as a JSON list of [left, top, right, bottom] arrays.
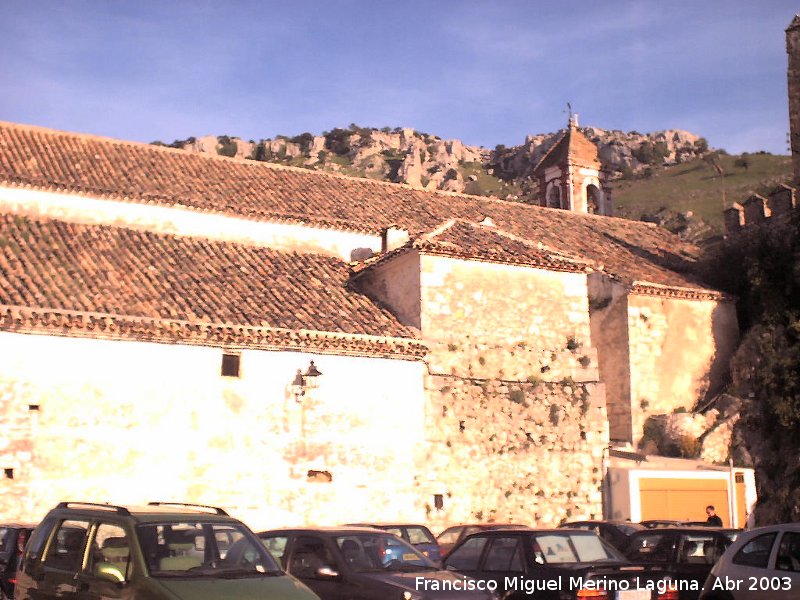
[[701, 523, 800, 600]]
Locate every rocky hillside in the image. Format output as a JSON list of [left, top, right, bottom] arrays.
[[155, 125, 707, 201]]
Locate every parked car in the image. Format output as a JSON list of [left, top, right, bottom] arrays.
[[700, 522, 800, 599], [0, 523, 36, 600], [346, 522, 442, 563], [443, 527, 677, 599], [258, 526, 495, 599], [559, 519, 646, 552], [437, 523, 530, 558], [642, 520, 711, 529], [625, 526, 734, 599], [14, 501, 320, 600]]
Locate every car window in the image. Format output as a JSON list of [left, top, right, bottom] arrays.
[[43, 520, 89, 572], [776, 532, 800, 572], [335, 533, 434, 573], [483, 537, 523, 572], [532, 534, 619, 564], [137, 521, 279, 577], [21, 519, 55, 572], [289, 536, 336, 578], [407, 527, 435, 545], [384, 527, 403, 538], [733, 533, 777, 569], [438, 528, 461, 545], [261, 535, 289, 567], [679, 533, 722, 565], [626, 533, 674, 562], [446, 535, 487, 570], [89, 523, 131, 580], [0, 527, 10, 557], [464, 526, 482, 536]]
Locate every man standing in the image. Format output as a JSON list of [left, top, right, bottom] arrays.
[[706, 505, 723, 527]]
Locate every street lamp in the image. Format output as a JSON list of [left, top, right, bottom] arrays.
[[291, 360, 323, 402]]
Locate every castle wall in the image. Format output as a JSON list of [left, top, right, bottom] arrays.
[[0, 331, 427, 529], [0, 185, 380, 261], [408, 254, 607, 528], [787, 17, 800, 184]]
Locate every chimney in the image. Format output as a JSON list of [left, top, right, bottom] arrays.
[[381, 225, 410, 253]]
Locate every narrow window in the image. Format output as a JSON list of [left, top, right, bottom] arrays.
[[4, 468, 13, 479], [221, 353, 241, 378]]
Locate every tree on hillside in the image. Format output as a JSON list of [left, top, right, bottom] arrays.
[[702, 210, 800, 524], [735, 153, 751, 172]]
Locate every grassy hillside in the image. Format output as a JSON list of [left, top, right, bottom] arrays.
[[613, 153, 793, 236]]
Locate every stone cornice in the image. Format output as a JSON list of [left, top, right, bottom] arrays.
[[0, 305, 428, 360], [629, 281, 730, 302]]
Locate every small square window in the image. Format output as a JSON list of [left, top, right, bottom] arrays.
[[221, 353, 241, 378]]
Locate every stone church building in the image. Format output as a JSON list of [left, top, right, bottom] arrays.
[[0, 119, 739, 529]]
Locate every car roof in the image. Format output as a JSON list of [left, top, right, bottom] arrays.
[[346, 523, 432, 529], [564, 520, 645, 528], [46, 502, 238, 523], [0, 522, 38, 528], [258, 526, 389, 536], [630, 526, 731, 535]]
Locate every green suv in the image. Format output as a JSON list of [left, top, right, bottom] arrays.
[[15, 502, 320, 600]]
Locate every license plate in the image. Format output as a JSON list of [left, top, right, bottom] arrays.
[[403, 553, 417, 561], [617, 591, 650, 600]]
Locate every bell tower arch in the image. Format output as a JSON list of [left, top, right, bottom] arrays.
[[532, 115, 612, 216]]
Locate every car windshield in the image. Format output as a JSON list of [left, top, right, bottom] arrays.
[[335, 533, 439, 573], [137, 522, 282, 578], [531, 533, 625, 564]]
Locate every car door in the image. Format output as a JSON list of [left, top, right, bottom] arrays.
[[674, 532, 724, 599], [773, 530, 800, 594], [76, 521, 133, 600], [723, 531, 779, 600], [477, 535, 526, 597], [443, 534, 489, 581], [283, 535, 348, 600], [33, 519, 91, 599]]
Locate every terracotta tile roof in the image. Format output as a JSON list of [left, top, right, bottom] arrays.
[[0, 121, 715, 294], [0, 214, 422, 354], [533, 124, 601, 172], [354, 219, 593, 275]]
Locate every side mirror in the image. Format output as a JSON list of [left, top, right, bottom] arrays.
[[316, 566, 339, 579], [95, 563, 126, 585]]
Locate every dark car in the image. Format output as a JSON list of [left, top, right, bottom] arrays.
[[625, 527, 734, 599], [258, 526, 495, 599], [560, 520, 646, 552], [347, 523, 442, 563], [443, 528, 676, 599], [641, 520, 709, 529], [0, 523, 36, 600], [437, 523, 530, 559]]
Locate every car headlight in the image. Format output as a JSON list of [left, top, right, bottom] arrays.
[[402, 592, 423, 600]]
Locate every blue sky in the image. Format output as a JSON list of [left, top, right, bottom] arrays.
[[1, 1, 797, 154]]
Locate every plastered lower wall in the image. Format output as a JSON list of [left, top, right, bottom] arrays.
[[0, 332, 426, 529]]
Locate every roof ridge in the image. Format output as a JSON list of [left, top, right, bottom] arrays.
[[0, 120, 625, 225]]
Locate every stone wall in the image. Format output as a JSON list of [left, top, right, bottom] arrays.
[[0, 332, 427, 529], [421, 375, 608, 529], [419, 255, 592, 350], [626, 294, 739, 446]]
